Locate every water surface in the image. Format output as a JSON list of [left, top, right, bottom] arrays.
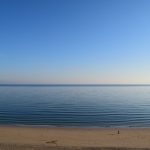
[[0, 85, 150, 127]]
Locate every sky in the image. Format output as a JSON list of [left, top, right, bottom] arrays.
[[0, 0, 150, 84]]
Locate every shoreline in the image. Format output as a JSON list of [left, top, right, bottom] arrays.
[[1, 124, 150, 128], [0, 126, 150, 149]]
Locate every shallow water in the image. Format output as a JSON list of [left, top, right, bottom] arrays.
[[0, 85, 150, 127]]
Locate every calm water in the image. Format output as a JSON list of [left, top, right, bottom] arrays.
[[0, 85, 150, 127]]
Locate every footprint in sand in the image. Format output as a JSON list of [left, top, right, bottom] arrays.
[[45, 140, 58, 146]]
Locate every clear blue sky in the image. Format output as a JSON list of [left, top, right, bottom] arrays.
[[0, 0, 150, 84]]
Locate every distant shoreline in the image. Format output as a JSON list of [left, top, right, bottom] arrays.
[[1, 84, 150, 86]]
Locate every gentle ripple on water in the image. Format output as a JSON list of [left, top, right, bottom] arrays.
[[0, 85, 150, 127]]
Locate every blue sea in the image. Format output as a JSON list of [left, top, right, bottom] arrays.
[[0, 85, 150, 127]]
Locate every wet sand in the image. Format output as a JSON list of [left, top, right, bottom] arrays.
[[0, 126, 150, 149]]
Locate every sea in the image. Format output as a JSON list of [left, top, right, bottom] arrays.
[[0, 85, 150, 127]]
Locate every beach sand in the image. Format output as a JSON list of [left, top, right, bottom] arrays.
[[0, 126, 150, 149]]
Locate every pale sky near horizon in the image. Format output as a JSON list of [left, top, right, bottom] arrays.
[[0, 0, 150, 84]]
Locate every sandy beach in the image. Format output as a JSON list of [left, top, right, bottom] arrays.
[[0, 126, 150, 149]]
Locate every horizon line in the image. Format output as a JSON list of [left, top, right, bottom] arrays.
[[0, 84, 150, 86]]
